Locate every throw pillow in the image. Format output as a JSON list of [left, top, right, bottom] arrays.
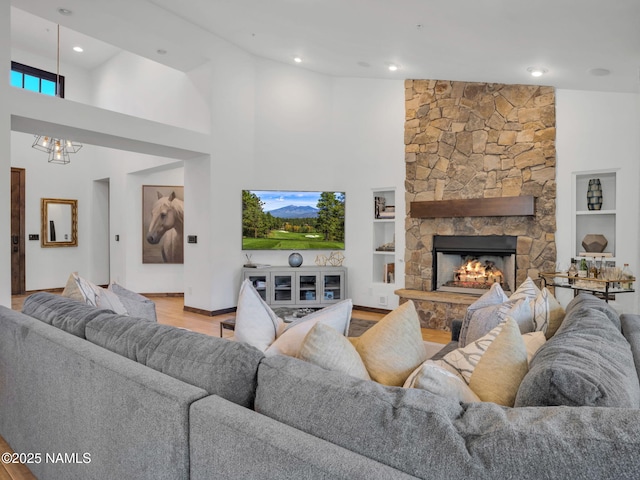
[[235, 279, 284, 352], [350, 300, 427, 386], [510, 276, 541, 301], [108, 283, 157, 321], [265, 299, 353, 357], [403, 361, 481, 403], [62, 272, 101, 307], [97, 287, 128, 315], [468, 316, 529, 407], [522, 331, 546, 363], [459, 282, 509, 347], [538, 288, 565, 339], [433, 322, 503, 383], [463, 297, 533, 346], [298, 322, 370, 380]]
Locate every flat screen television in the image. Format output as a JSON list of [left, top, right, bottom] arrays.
[[242, 190, 345, 250]]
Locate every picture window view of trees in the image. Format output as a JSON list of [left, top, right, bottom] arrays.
[[242, 190, 345, 250]]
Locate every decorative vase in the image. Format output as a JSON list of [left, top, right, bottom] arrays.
[[587, 178, 603, 211], [288, 252, 303, 267], [581, 234, 608, 253]]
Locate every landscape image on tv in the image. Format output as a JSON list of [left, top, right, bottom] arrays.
[[242, 190, 345, 250]]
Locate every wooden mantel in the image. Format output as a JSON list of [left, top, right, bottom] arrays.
[[410, 196, 535, 218]]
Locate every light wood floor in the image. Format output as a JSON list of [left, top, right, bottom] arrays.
[[3, 294, 451, 479]]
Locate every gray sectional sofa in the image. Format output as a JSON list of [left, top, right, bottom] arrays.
[[1, 292, 640, 479]]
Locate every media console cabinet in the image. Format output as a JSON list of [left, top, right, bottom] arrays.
[[242, 266, 347, 308]]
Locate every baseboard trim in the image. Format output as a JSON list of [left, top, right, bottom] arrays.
[[184, 305, 237, 317], [25, 287, 64, 295], [143, 292, 184, 298], [353, 305, 392, 315]]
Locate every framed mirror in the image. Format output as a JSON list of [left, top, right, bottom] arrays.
[[41, 198, 78, 247]]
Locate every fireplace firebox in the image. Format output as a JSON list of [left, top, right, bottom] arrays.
[[432, 235, 517, 295]]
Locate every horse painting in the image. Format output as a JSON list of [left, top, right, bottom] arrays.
[[145, 190, 184, 263]]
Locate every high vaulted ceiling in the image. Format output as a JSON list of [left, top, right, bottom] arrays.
[[11, 0, 640, 93]]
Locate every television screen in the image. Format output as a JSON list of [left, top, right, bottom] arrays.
[[242, 190, 345, 250]]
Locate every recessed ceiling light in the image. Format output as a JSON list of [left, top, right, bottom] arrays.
[[527, 66, 548, 77], [588, 67, 611, 77], [57, 8, 73, 16], [293, 56, 302, 63], [156, 49, 167, 55], [388, 64, 398, 72], [73, 46, 83, 53]]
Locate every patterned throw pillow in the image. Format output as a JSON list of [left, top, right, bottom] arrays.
[[62, 272, 127, 314], [403, 360, 481, 403]]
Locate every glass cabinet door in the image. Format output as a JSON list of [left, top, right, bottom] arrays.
[[245, 274, 268, 301], [297, 273, 319, 304], [322, 272, 343, 303], [272, 273, 293, 304]]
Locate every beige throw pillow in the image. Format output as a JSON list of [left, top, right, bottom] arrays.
[[469, 316, 529, 407], [298, 323, 370, 380], [522, 331, 546, 363], [351, 301, 427, 386]]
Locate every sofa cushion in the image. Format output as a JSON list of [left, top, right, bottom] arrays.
[[22, 292, 117, 338], [515, 300, 640, 408], [298, 323, 371, 380], [109, 282, 157, 321], [350, 300, 427, 386], [621, 313, 640, 386], [85, 315, 264, 408], [565, 292, 620, 330], [255, 355, 484, 479]]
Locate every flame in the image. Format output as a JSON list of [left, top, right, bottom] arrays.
[[455, 258, 503, 284]]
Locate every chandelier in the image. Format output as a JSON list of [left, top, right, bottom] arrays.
[[31, 24, 82, 164], [32, 135, 83, 164]]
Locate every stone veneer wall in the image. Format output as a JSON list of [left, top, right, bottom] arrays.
[[403, 80, 557, 327]]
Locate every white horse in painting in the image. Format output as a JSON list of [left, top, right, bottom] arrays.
[[146, 191, 184, 263]]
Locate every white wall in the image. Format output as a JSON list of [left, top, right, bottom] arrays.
[[556, 89, 640, 313], [0, 0, 11, 306], [91, 51, 211, 134]]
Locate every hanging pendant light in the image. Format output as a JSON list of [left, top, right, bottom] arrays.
[[31, 24, 82, 164]]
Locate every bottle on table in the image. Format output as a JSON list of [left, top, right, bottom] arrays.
[[621, 264, 634, 290], [567, 258, 578, 284]]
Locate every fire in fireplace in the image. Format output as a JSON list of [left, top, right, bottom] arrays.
[[433, 235, 517, 295]]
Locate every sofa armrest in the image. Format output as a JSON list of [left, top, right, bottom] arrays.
[[451, 319, 462, 342]]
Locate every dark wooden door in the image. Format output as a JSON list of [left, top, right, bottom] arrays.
[[11, 167, 25, 295]]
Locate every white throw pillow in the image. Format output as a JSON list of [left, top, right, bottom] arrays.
[[61, 272, 127, 314], [510, 276, 541, 302], [404, 361, 481, 403], [235, 279, 284, 351], [531, 287, 565, 337], [265, 299, 353, 357]]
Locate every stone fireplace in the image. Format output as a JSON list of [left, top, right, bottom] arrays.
[[398, 79, 557, 330]]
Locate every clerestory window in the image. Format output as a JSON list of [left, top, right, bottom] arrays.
[[10, 61, 65, 98]]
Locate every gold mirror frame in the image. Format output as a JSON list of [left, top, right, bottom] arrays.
[[41, 198, 78, 247]]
